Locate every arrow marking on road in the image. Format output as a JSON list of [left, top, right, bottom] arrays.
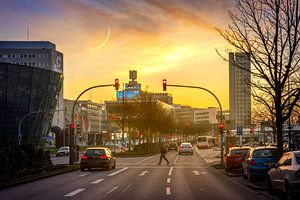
[[108, 167, 129, 176], [64, 188, 86, 197], [139, 170, 149, 176], [168, 167, 173, 176], [166, 187, 171, 195], [91, 178, 104, 184], [192, 171, 200, 176], [79, 172, 90, 177]]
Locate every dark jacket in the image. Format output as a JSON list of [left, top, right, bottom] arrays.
[[160, 147, 168, 155]]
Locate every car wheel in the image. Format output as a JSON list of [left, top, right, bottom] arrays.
[[80, 166, 85, 172], [267, 176, 274, 194], [247, 169, 253, 182], [112, 161, 116, 169], [285, 180, 294, 200]]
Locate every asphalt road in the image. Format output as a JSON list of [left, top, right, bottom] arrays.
[[0, 148, 281, 200]]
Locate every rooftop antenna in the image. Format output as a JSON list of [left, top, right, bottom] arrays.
[[27, 25, 29, 41]]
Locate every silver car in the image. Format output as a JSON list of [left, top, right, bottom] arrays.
[[56, 146, 70, 157], [178, 142, 193, 155], [267, 151, 300, 197]]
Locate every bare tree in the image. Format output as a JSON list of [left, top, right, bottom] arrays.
[[218, 0, 300, 157]]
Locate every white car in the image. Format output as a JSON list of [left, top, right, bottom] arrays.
[[56, 146, 70, 157], [178, 142, 193, 155], [267, 151, 300, 198]]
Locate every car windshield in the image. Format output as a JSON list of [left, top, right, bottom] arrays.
[[253, 149, 277, 158], [198, 137, 207, 142], [59, 147, 68, 151], [230, 149, 249, 155], [169, 143, 177, 147], [85, 149, 106, 157], [295, 153, 300, 164], [181, 143, 191, 147]]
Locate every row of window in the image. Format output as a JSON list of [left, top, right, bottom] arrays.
[[0, 61, 50, 67], [0, 53, 50, 59]]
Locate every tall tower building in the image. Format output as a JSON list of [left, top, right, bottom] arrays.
[[229, 52, 251, 129]]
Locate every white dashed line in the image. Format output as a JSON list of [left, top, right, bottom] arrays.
[[91, 178, 104, 184], [107, 186, 118, 194], [139, 170, 149, 176], [108, 167, 129, 176], [167, 178, 171, 183], [79, 172, 90, 177], [122, 183, 133, 193], [192, 171, 200, 176], [64, 188, 85, 197], [166, 187, 171, 195], [136, 156, 153, 163], [200, 172, 207, 175], [168, 167, 173, 176]]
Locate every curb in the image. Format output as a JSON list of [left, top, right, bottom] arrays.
[[1, 165, 79, 189], [246, 182, 268, 191]]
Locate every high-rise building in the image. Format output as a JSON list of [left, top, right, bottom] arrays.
[[229, 52, 251, 129], [0, 41, 64, 132]]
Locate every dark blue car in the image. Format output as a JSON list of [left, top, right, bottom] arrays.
[[242, 146, 278, 181]]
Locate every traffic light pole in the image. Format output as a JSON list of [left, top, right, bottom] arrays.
[[165, 84, 224, 165], [69, 84, 114, 165]]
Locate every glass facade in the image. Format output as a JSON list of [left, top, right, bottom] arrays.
[[0, 62, 62, 147]]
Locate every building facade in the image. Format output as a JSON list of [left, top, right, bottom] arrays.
[[194, 107, 218, 124], [0, 41, 64, 131], [229, 52, 251, 129]]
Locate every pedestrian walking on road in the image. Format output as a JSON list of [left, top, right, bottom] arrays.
[[159, 144, 169, 165]]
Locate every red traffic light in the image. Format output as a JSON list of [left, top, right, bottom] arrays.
[[70, 123, 75, 129], [163, 79, 167, 91], [250, 127, 254, 134], [219, 122, 224, 129], [114, 79, 119, 91]]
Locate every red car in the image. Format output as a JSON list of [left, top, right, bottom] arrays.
[[224, 147, 250, 172]]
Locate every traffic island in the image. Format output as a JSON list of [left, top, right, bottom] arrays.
[[0, 164, 79, 189]]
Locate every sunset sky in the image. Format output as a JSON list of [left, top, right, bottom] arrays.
[[0, 0, 235, 109]]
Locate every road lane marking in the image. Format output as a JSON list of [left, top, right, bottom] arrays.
[[122, 183, 133, 193], [192, 171, 200, 176], [139, 170, 149, 176], [200, 172, 207, 175], [167, 178, 171, 183], [136, 156, 153, 163], [91, 178, 104, 184], [168, 167, 173, 176], [166, 187, 171, 195], [108, 167, 129, 176], [174, 155, 179, 164], [107, 186, 118, 194], [64, 188, 85, 197], [79, 172, 90, 177]]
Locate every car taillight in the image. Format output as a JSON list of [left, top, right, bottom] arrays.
[[189, 146, 192, 148], [295, 170, 300, 178], [248, 159, 256, 165], [81, 155, 88, 160], [99, 155, 108, 159]]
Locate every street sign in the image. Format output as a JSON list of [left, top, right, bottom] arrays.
[[237, 126, 243, 135]]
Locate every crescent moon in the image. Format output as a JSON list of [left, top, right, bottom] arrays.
[[91, 27, 110, 49]]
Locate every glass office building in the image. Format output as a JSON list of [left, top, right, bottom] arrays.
[[0, 62, 63, 147]]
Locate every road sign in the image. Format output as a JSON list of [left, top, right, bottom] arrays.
[[237, 126, 243, 135]]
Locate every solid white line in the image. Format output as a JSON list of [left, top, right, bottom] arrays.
[[136, 156, 153, 163], [168, 167, 173, 176], [167, 178, 171, 183], [64, 188, 85, 197], [107, 186, 118, 194], [108, 167, 129, 176], [91, 178, 104, 184], [79, 172, 90, 177], [166, 187, 171, 195]]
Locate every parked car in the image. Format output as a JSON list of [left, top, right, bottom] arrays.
[[178, 142, 193, 155], [56, 146, 69, 157], [267, 151, 300, 198], [105, 144, 126, 154], [80, 147, 116, 171], [168, 142, 179, 151], [224, 146, 250, 172], [242, 146, 278, 181]]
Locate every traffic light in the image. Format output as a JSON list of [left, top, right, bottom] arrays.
[[76, 124, 81, 134], [114, 78, 119, 91], [69, 123, 75, 134], [219, 122, 224, 130], [163, 79, 167, 91], [250, 127, 254, 134]]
